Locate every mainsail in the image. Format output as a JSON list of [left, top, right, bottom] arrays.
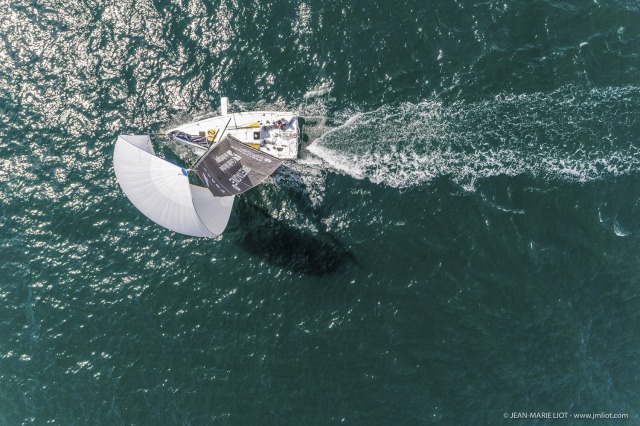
[[193, 136, 283, 197]]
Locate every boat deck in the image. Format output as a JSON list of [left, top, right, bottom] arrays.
[[166, 111, 300, 160]]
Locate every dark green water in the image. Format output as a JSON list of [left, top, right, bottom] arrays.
[[1, 0, 640, 424]]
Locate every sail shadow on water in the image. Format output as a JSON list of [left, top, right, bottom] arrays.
[[231, 194, 356, 276]]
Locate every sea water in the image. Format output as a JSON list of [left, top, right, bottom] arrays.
[[1, 0, 639, 424]]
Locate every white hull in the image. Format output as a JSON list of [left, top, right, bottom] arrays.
[[166, 110, 300, 160]]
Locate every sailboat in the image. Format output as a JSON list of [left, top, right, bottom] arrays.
[[113, 98, 300, 237], [165, 96, 299, 160]]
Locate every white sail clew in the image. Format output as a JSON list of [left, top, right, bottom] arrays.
[[113, 135, 234, 237]]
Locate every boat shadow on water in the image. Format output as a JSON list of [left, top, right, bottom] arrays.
[[231, 195, 356, 276]]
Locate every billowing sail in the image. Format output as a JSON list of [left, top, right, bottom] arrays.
[[113, 135, 234, 237], [193, 136, 283, 197]]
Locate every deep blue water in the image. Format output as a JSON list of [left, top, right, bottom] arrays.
[[1, 0, 640, 424]]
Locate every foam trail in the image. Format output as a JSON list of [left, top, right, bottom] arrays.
[[305, 86, 640, 190]]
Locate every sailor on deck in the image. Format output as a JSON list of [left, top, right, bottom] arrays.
[[276, 118, 288, 130]]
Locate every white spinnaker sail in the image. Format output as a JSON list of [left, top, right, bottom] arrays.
[[113, 135, 234, 237]]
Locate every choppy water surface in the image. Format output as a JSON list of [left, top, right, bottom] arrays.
[[1, 0, 640, 424]]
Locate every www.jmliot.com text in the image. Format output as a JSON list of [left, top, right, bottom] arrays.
[[505, 412, 629, 419]]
